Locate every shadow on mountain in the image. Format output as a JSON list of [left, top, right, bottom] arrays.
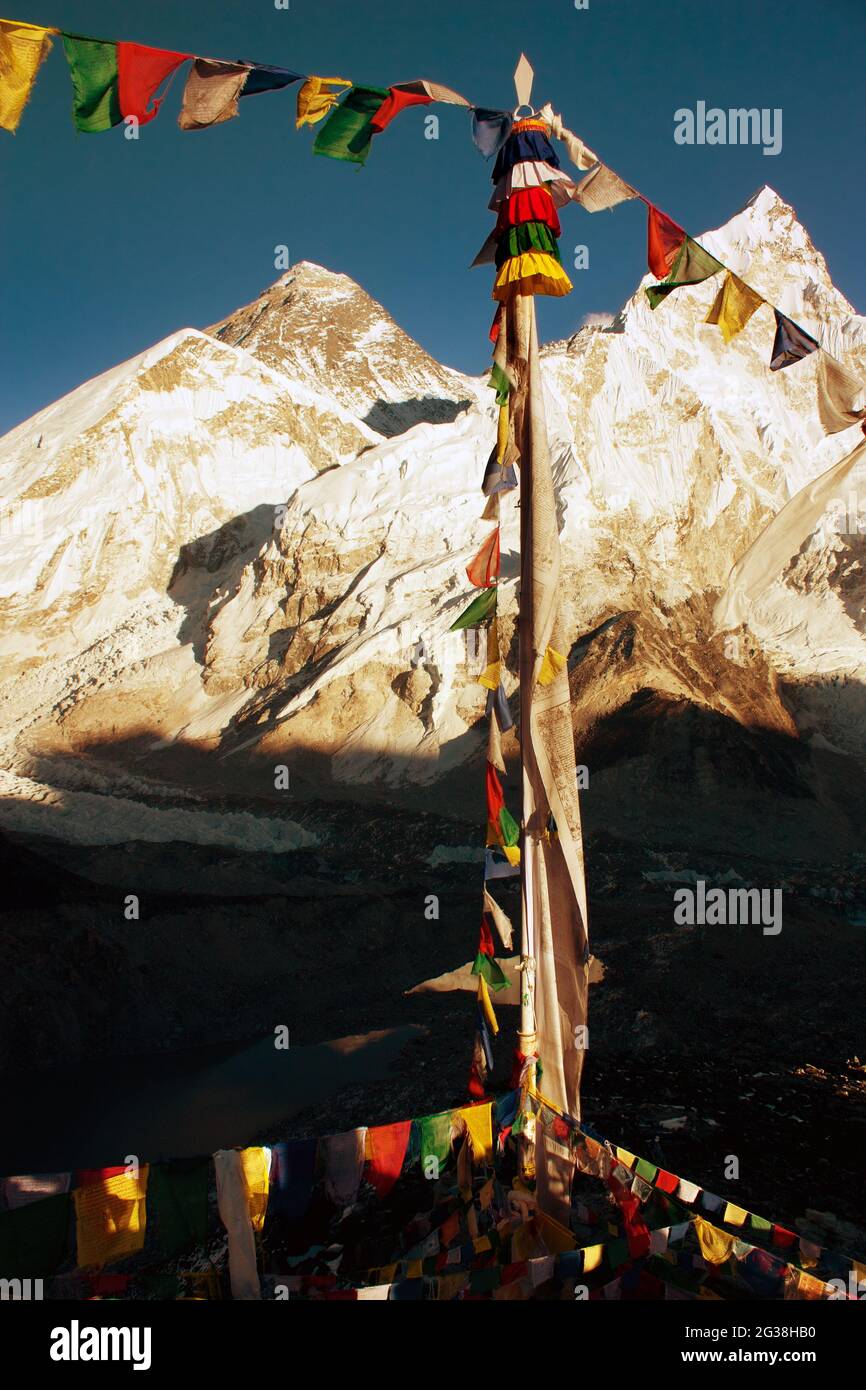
[[167, 503, 279, 663], [362, 396, 472, 437]]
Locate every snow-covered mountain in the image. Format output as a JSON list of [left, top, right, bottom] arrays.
[[1, 186, 865, 858]]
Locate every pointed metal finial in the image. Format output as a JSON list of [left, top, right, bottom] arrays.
[[513, 54, 534, 112]]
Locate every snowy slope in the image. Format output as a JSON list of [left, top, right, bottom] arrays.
[[1, 187, 865, 843]]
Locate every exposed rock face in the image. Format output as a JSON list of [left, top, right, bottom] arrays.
[[0, 188, 865, 863]]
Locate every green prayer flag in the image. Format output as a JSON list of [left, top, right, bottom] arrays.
[[419, 1112, 453, 1170], [469, 1266, 501, 1294], [606, 1237, 630, 1271], [62, 35, 121, 133], [498, 805, 520, 848], [313, 85, 390, 165], [646, 236, 723, 310], [634, 1157, 658, 1183], [0, 1192, 70, 1275], [148, 1159, 210, 1255], [472, 951, 510, 991], [449, 586, 497, 631], [748, 1212, 773, 1233], [495, 221, 560, 268], [489, 362, 511, 404]]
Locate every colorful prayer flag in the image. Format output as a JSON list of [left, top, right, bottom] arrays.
[[313, 84, 389, 165], [769, 309, 820, 370], [646, 237, 724, 309], [815, 352, 866, 434], [705, 271, 764, 342], [647, 204, 686, 278], [449, 586, 497, 630], [73, 1166, 149, 1270], [472, 107, 512, 159], [178, 58, 249, 131], [370, 85, 431, 132], [0, 19, 53, 132], [467, 528, 500, 587], [366, 1121, 412, 1198], [296, 74, 351, 128], [571, 162, 638, 212]]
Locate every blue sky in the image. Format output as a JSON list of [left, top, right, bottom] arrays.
[[1, 0, 864, 433]]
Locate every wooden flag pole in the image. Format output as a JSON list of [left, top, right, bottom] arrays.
[[514, 54, 539, 1085]]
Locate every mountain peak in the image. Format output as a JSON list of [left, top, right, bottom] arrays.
[[208, 263, 477, 436]]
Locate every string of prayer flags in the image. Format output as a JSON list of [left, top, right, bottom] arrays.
[[647, 204, 686, 278], [268, 1139, 316, 1221], [571, 162, 638, 213], [321, 1128, 367, 1208], [0, 18, 53, 132], [366, 1121, 412, 1199], [296, 74, 351, 128], [646, 237, 724, 309], [466, 529, 500, 587], [485, 761, 520, 864], [73, 1165, 149, 1270], [487, 115, 572, 301], [62, 35, 190, 133], [816, 352, 866, 434], [769, 309, 820, 370], [472, 107, 513, 158], [705, 271, 764, 342], [178, 59, 249, 131], [312, 84, 388, 165], [449, 585, 497, 630]]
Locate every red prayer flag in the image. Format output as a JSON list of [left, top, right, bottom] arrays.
[[772, 1224, 797, 1249], [479, 916, 495, 957], [467, 528, 500, 587], [489, 307, 502, 344], [647, 204, 685, 278], [497, 187, 561, 237], [655, 1168, 679, 1194], [117, 43, 191, 125], [366, 1120, 411, 1199], [485, 761, 505, 826], [370, 86, 432, 133]]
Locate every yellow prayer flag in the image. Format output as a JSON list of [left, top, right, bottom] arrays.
[[582, 1242, 603, 1272], [296, 75, 351, 128], [615, 1147, 636, 1169], [502, 844, 520, 867], [496, 404, 509, 463], [536, 1209, 577, 1254], [455, 1102, 493, 1163], [479, 660, 502, 691], [73, 1167, 149, 1271], [240, 1147, 270, 1232], [723, 1202, 748, 1227], [705, 272, 763, 344], [694, 1216, 735, 1265], [472, 1235, 492, 1253], [478, 974, 499, 1036], [538, 645, 565, 686], [0, 20, 54, 133], [407, 1259, 423, 1278]]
